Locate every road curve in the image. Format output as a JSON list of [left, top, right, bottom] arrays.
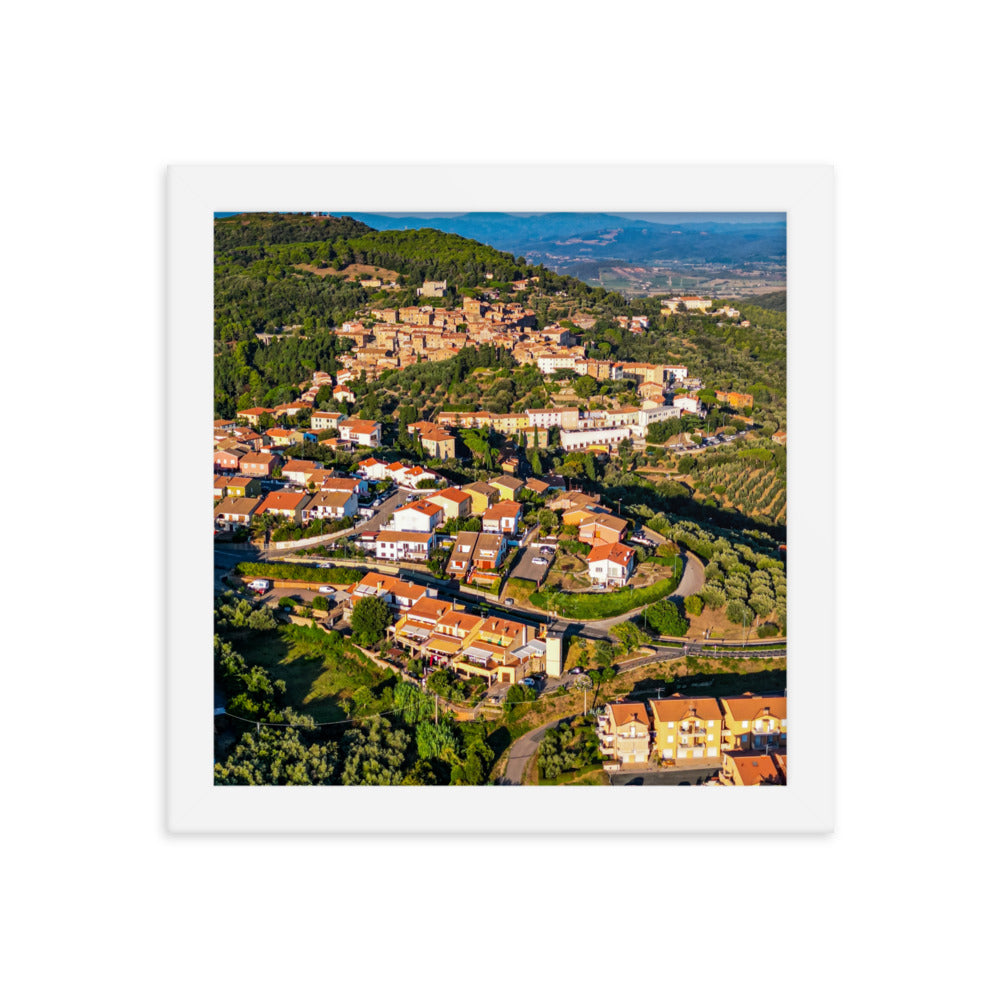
[[501, 715, 574, 785], [673, 551, 705, 599]]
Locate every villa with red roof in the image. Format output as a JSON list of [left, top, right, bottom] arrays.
[[587, 541, 636, 587]]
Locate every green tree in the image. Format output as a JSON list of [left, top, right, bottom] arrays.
[[645, 598, 689, 637], [340, 716, 411, 785], [683, 594, 704, 617], [415, 720, 460, 761], [351, 596, 392, 646], [611, 621, 645, 654], [214, 725, 338, 785], [312, 595, 330, 611], [574, 375, 598, 399]]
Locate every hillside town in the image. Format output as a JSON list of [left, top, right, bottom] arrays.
[[212, 214, 788, 788]]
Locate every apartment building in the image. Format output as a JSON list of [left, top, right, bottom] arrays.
[[720, 695, 788, 753], [597, 703, 651, 765], [374, 531, 437, 562], [649, 696, 723, 762]]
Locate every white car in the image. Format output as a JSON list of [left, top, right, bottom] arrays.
[[318, 585, 335, 594], [532, 557, 547, 566]]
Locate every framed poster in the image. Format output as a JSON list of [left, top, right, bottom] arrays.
[[167, 164, 833, 832]]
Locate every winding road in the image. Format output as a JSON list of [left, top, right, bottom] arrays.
[[501, 716, 574, 785]]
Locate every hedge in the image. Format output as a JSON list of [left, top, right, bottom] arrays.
[[236, 562, 363, 585], [529, 573, 681, 620]]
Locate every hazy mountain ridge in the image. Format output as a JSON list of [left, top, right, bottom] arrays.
[[347, 212, 786, 267]]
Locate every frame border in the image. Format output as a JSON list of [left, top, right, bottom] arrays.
[[168, 164, 833, 833]]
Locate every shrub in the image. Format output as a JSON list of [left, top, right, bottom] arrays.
[[645, 598, 689, 637], [757, 622, 779, 638], [684, 594, 704, 617]]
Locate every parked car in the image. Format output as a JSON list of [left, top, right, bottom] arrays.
[[520, 678, 535, 687], [318, 585, 335, 594], [570, 667, 583, 675], [504, 597, 515, 606], [532, 557, 547, 566]]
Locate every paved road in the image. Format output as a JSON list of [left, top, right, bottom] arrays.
[[673, 551, 705, 599], [501, 715, 574, 785], [609, 765, 719, 786]]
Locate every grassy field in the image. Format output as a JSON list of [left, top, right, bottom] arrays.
[[230, 625, 389, 723], [530, 571, 681, 620]]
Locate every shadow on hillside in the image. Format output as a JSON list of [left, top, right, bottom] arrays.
[[624, 667, 787, 702]]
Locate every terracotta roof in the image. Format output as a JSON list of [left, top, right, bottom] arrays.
[[304, 490, 353, 511], [727, 752, 784, 786], [375, 531, 433, 543], [282, 459, 322, 473], [258, 491, 309, 512], [522, 478, 550, 493], [488, 475, 524, 490], [437, 610, 482, 632], [406, 597, 451, 622], [609, 703, 650, 729], [721, 696, 788, 724], [580, 513, 628, 533], [587, 541, 635, 567], [649, 695, 722, 724], [430, 487, 472, 505], [421, 427, 455, 442], [214, 496, 261, 516], [387, 580, 427, 602], [479, 617, 525, 641], [340, 418, 379, 434], [484, 501, 523, 519], [398, 499, 443, 518], [319, 477, 361, 492], [465, 482, 499, 497]]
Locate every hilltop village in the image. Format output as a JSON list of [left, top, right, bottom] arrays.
[[213, 215, 787, 787]]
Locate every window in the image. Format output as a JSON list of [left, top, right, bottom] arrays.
[[667, 721, 674, 728], [707, 720, 714, 727]]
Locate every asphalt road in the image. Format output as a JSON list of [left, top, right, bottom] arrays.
[[501, 715, 574, 785], [609, 765, 720, 786]]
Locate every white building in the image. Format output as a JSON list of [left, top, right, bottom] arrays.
[[392, 499, 444, 534], [587, 542, 636, 588], [303, 490, 359, 522], [560, 426, 634, 451], [374, 531, 437, 561]]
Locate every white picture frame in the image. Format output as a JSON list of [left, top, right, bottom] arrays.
[[168, 164, 833, 833]]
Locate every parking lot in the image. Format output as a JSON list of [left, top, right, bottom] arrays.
[[509, 542, 556, 584]]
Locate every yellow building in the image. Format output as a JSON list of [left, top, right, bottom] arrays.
[[487, 475, 524, 501], [465, 482, 500, 515], [650, 695, 723, 762], [426, 487, 472, 521], [720, 695, 787, 753], [597, 702, 651, 764]]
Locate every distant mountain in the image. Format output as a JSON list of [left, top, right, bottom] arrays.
[[343, 212, 785, 267]]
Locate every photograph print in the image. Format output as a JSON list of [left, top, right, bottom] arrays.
[[211, 209, 788, 788]]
